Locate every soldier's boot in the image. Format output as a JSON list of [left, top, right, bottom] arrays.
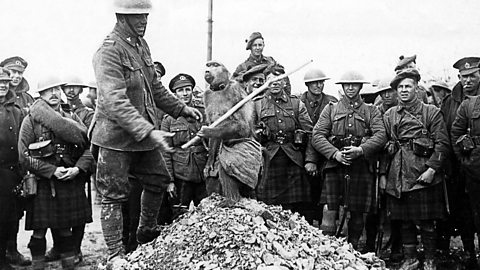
[[319, 208, 337, 236], [6, 240, 31, 266], [101, 203, 125, 260], [136, 190, 164, 244], [72, 224, 86, 265], [45, 230, 61, 262], [399, 244, 419, 270], [347, 212, 364, 250], [57, 235, 75, 270], [28, 236, 46, 270]]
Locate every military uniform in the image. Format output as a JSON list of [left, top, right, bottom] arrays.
[[162, 108, 207, 206], [0, 90, 23, 268], [92, 20, 187, 258], [233, 55, 277, 80], [68, 99, 94, 128], [0, 57, 34, 114], [451, 96, 480, 237], [254, 92, 315, 214]]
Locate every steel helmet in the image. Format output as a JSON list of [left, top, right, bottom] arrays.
[[63, 76, 87, 88], [304, 68, 330, 83], [114, 0, 152, 14], [36, 76, 66, 94], [374, 77, 393, 94], [335, 70, 370, 84], [431, 80, 451, 92]]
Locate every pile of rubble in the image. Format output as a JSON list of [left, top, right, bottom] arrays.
[[123, 194, 386, 270]]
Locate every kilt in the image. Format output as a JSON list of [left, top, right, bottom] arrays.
[[387, 182, 446, 221], [25, 176, 92, 230], [321, 160, 374, 213], [256, 149, 311, 205]]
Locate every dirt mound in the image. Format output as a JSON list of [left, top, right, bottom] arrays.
[[123, 194, 386, 270]]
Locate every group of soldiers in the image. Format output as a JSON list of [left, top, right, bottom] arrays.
[[1, 1, 480, 270]]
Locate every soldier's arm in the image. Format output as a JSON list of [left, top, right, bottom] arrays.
[[93, 45, 154, 142], [161, 116, 175, 177], [450, 101, 469, 159], [426, 108, 450, 171], [378, 112, 393, 175], [360, 106, 387, 159], [18, 116, 57, 178], [312, 104, 338, 160], [297, 100, 316, 163]]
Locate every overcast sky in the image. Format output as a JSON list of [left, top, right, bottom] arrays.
[[1, 0, 479, 97]]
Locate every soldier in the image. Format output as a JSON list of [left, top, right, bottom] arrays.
[[312, 70, 386, 249], [300, 68, 337, 225], [382, 69, 449, 270], [91, 0, 202, 266], [162, 73, 207, 207], [18, 76, 93, 270], [451, 95, 480, 269], [0, 68, 27, 270], [83, 81, 97, 110], [0, 56, 34, 113], [254, 65, 316, 222], [439, 57, 480, 268], [364, 78, 403, 260], [41, 77, 95, 265], [242, 63, 267, 94], [430, 80, 451, 108]]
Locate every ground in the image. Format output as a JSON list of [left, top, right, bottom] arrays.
[[11, 193, 473, 270]]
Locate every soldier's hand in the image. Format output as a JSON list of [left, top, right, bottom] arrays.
[[333, 151, 352, 166], [379, 175, 387, 194], [416, 167, 436, 185], [57, 167, 80, 181], [181, 106, 203, 122], [167, 183, 176, 198], [342, 146, 364, 160], [53, 166, 68, 179], [149, 130, 175, 153], [305, 162, 318, 176]]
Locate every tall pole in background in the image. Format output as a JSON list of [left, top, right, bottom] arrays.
[[207, 0, 213, 61]]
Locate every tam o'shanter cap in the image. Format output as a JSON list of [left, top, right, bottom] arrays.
[[453, 57, 480, 76], [394, 55, 416, 72], [245, 32, 263, 50], [169, 73, 195, 92], [242, 64, 268, 82], [390, 68, 421, 89], [0, 56, 28, 72]]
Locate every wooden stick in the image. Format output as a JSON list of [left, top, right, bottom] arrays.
[[181, 60, 313, 149]]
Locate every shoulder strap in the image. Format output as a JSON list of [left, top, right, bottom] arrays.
[[268, 97, 302, 128]]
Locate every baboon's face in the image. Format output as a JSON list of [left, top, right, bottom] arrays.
[[205, 61, 229, 90]]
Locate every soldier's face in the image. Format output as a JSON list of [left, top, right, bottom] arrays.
[[396, 78, 417, 103], [306, 80, 325, 96], [341, 83, 362, 99], [251, 39, 264, 57], [9, 69, 23, 87], [62, 86, 83, 100], [125, 14, 148, 37], [432, 87, 447, 105], [267, 74, 284, 95], [247, 74, 265, 93], [0, 80, 10, 98], [175, 86, 193, 104], [380, 88, 397, 106], [40, 86, 62, 106], [459, 71, 480, 93]]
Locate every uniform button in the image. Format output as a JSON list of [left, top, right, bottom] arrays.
[[276, 110, 280, 113], [9, 166, 14, 170], [279, 130, 283, 133], [10, 146, 14, 150], [278, 120, 282, 123], [140, 74, 144, 77], [348, 124, 352, 127], [60, 154, 63, 158], [349, 115, 352, 118], [191, 133, 194, 136], [9, 126, 13, 130]]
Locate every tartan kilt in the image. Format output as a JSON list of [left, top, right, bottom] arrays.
[[321, 160, 374, 213], [387, 182, 446, 221], [25, 176, 92, 230], [256, 150, 311, 205]]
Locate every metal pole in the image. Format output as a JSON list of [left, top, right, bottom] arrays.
[[207, 0, 213, 61]]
